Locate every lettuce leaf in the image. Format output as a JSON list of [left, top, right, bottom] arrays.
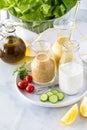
[[62, 0, 78, 11], [0, 0, 15, 9], [0, 0, 78, 21]]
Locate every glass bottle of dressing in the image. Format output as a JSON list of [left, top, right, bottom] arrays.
[[0, 22, 26, 64], [59, 40, 84, 95], [52, 37, 69, 74], [52, 19, 75, 74], [31, 52, 55, 86]]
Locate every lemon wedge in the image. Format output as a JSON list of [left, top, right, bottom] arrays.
[[61, 104, 78, 125], [80, 96, 87, 117]]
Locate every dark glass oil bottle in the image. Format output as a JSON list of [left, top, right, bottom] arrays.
[[0, 23, 26, 64]]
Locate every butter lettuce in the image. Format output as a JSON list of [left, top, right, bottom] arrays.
[[0, 0, 78, 33], [0, 0, 78, 21]]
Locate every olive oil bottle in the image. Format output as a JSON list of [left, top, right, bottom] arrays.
[[0, 22, 26, 64]]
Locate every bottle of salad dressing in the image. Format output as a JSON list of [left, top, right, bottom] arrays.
[[52, 0, 80, 74], [31, 52, 55, 85], [52, 37, 69, 74], [59, 40, 83, 95]]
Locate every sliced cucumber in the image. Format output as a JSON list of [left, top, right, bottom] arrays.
[[40, 93, 48, 102], [49, 95, 58, 104], [46, 91, 53, 97], [39, 89, 65, 104], [51, 89, 59, 94], [56, 92, 64, 101]]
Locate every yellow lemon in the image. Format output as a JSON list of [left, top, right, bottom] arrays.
[[80, 96, 87, 117], [61, 104, 78, 125]]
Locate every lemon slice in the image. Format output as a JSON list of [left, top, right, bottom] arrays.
[[61, 104, 78, 125], [80, 96, 87, 117]]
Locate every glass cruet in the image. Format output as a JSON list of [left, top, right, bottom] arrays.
[[59, 40, 84, 95], [0, 20, 26, 64]]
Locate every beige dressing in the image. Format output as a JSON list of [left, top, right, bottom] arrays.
[[31, 52, 55, 84]]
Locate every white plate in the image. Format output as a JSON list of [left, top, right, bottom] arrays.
[[16, 62, 87, 108]]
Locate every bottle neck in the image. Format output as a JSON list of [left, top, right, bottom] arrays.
[[61, 40, 81, 64], [63, 40, 80, 52], [5, 24, 16, 37]]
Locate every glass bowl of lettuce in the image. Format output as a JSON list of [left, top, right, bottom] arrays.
[[0, 0, 78, 33]]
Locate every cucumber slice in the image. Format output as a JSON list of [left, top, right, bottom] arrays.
[[51, 89, 59, 94], [40, 93, 48, 102], [46, 91, 53, 97], [49, 95, 58, 104], [57, 92, 65, 101]]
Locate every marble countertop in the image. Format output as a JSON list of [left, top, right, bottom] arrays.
[[0, 9, 87, 130]]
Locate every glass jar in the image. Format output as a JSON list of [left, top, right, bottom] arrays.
[[29, 40, 51, 57], [31, 52, 55, 86], [59, 40, 84, 95], [52, 19, 75, 74], [52, 36, 69, 74], [0, 21, 26, 64]]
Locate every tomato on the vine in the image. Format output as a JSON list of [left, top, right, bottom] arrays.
[[26, 85, 35, 93], [17, 81, 28, 89], [25, 75, 32, 83]]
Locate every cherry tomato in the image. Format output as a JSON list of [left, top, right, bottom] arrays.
[[25, 75, 32, 83], [17, 81, 28, 89], [26, 84, 35, 93]]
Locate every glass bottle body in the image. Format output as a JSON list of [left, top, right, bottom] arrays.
[[59, 40, 84, 95], [0, 23, 26, 64], [31, 52, 55, 86], [52, 36, 69, 74]]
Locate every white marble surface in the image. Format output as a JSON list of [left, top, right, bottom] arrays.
[[0, 5, 87, 130]]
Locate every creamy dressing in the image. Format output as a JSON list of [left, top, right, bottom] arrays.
[[31, 52, 55, 84], [52, 37, 69, 73], [59, 62, 83, 95]]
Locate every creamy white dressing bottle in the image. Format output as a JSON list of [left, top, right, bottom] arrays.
[[59, 40, 84, 95]]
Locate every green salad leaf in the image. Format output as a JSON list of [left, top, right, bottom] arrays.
[[0, 0, 15, 10], [0, 0, 78, 21], [13, 62, 31, 80], [62, 0, 78, 11]]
